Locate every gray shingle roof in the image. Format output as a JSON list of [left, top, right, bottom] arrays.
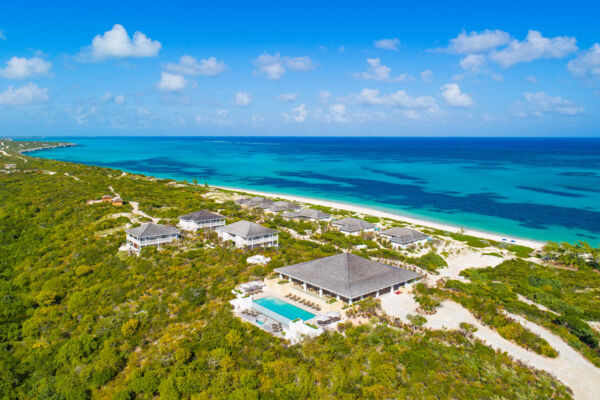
[[282, 208, 332, 220], [218, 220, 278, 238], [275, 253, 420, 300], [126, 223, 180, 238], [381, 227, 428, 245], [267, 201, 301, 212], [179, 210, 224, 222], [332, 217, 375, 232]]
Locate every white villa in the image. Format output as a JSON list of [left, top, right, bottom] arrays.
[[281, 208, 333, 221], [125, 223, 180, 253], [217, 220, 279, 249], [178, 210, 226, 231], [332, 217, 375, 235], [379, 227, 429, 248]]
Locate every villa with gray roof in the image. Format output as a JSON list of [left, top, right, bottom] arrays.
[[265, 201, 301, 213], [178, 210, 225, 231], [125, 223, 180, 252], [282, 208, 333, 221], [379, 227, 429, 248], [332, 217, 375, 235], [217, 220, 279, 249], [275, 253, 420, 304], [235, 196, 274, 208]]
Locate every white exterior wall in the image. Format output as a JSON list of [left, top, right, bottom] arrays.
[[179, 218, 225, 231], [390, 238, 428, 249], [218, 231, 279, 249], [126, 232, 179, 252], [336, 226, 375, 236]]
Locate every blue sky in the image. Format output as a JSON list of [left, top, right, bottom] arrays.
[[1, 1, 599, 136]]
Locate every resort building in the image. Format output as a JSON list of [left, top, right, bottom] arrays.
[[379, 227, 429, 248], [112, 197, 123, 206], [332, 217, 375, 235], [281, 208, 333, 221], [275, 253, 420, 304], [178, 210, 226, 231], [125, 223, 181, 252], [264, 201, 301, 213], [235, 196, 274, 209], [217, 220, 279, 249], [101, 194, 113, 203]]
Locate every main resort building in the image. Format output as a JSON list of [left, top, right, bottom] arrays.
[[125, 223, 180, 252], [275, 253, 420, 304]]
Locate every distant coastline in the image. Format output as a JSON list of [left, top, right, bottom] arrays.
[[24, 136, 600, 245]]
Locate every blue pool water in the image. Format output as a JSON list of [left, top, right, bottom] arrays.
[[27, 136, 600, 244], [253, 296, 315, 321]]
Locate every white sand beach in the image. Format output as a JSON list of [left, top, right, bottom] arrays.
[[213, 184, 545, 249]]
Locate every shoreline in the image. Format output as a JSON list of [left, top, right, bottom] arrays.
[[212, 184, 546, 249]]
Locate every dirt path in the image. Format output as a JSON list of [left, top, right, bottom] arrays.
[[129, 201, 159, 223], [382, 296, 600, 400]]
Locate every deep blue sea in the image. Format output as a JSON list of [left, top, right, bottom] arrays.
[[29, 137, 600, 245]]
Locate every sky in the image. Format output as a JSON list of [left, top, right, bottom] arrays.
[[1, 0, 600, 137]]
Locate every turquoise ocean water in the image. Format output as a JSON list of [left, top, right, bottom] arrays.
[[29, 137, 600, 245]]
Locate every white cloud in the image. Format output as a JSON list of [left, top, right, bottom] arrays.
[[318, 90, 332, 105], [459, 54, 486, 72], [490, 30, 577, 68], [276, 93, 298, 102], [82, 24, 161, 61], [196, 109, 231, 125], [440, 83, 474, 107], [420, 70, 433, 83], [567, 43, 600, 79], [285, 56, 315, 71], [233, 91, 253, 107], [350, 88, 437, 110], [444, 29, 511, 54], [282, 103, 307, 123], [0, 82, 49, 105], [356, 58, 408, 82], [0, 56, 52, 79], [165, 55, 226, 76], [374, 38, 400, 51], [326, 103, 350, 123], [514, 92, 584, 118], [0, 30, 6, 40], [525, 76, 538, 83], [253, 53, 315, 80], [101, 92, 112, 102], [157, 72, 187, 91], [114, 95, 126, 104]]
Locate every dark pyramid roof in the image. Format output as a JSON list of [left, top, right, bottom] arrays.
[[126, 223, 180, 238], [179, 210, 224, 221], [275, 253, 419, 300], [218, 220, 279, 238]]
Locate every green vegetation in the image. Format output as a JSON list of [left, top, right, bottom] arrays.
[[0, 141, 575, 399], [414, 252, 447, 273], [446, 258, 600, 365]]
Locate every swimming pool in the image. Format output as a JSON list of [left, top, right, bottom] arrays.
[[253, 296, 315, 322]]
